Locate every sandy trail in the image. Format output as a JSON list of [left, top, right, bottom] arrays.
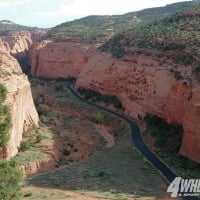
[[94, 124, 115, 147]]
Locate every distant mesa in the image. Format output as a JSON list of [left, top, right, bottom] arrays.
[[0, 20, 15, 25]]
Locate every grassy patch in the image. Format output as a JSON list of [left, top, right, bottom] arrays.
[[27, 143, 168, 198], [78, 87, 122, 109], [15, 125, 54, 165]]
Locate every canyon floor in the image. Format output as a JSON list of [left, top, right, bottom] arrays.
[[17, 79, 172, 199]]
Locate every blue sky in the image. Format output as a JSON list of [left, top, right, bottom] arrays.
[[0, 0, 192, 28]]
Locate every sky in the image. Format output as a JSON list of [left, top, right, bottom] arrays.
[[0, 0, 192, 28]]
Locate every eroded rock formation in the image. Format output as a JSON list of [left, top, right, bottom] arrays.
[[30, 41, 88, 78], [165, 83, 200, 163], [0, 38, 39, 159]]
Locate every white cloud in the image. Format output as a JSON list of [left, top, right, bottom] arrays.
[[0, 0, 30, 8]]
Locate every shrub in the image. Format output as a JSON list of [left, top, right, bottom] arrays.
[[0, 83, 7, 103], [55, 85, 64, 91], [173, 54, 194, 66], [192, 64, 200, 81], [35, 134, 43, 143], [0, 160, 23, 200], [0, 104, 9, 115], [63, 149, 70, 156], [170, 69, 183, 81], [23, 192, 33, 197], [112, 47, 125, 58], [40, 115, 49, 124], [78, 88, 122, 109], [89, 111, 104, 124], [144, 113, 183, 153], [0, 116, 11, 147], [0, 83, 11, 147], [19, 140, 32, 152]]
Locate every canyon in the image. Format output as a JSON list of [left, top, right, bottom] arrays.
[[0, 2, 200, 174], [0, 3, 200, 200], [30, 41, 200, 164], [1, 28, 200, 167]]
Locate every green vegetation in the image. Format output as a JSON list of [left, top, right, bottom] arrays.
[[143, 113, 200, 178], [157, 151, 200, 178], [192, 64, 200, 80], [170, 69, 183, 81], [0, 83, 22, 200], [78, 87, 122, 109], [45, 1, 195, 41], [56, 76, 77, 84], [19, 126, 44, 152], [55, 84, 65, 91], [63, 149, 71, 156], [100, 6, 200, 71], [0, 21, 36, 36], [144, 113, 183, 153], [46, 15, 137, 41], [89, 111, 105, 124], [0, 83, 7, 103], [0, 159, 23, 200], [0, 83, 11, 147], [15, 124, 53, 165], [26, 138, 167, 199]]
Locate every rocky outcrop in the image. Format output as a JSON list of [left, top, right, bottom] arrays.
[[0, 49, 39, 159], [20, 156, 56, 178], [30, 41, 88, 78], [1, 31, 32, 54], [0, 30, 45, 54], [165, 83, 200, 163]]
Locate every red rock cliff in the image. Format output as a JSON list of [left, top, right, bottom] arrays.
[[0, 30, 45, 54], [165, 83, 200, 163], [30, 42, 200, 163], [30, 41, 88, 78], [76, 52, 174, 118], [0, 43, 39, 159]]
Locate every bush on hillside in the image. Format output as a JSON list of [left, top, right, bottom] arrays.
[[144, 113, 183, 153], [0, 83, 7, 103], [0, 160, 23, 200], [89, 111, 105, 124], [78, 88, 122, 109], [192, 64, 200, 81], [0, 83, 11, 147]]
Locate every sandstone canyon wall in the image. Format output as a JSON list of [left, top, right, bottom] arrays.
[[29, 41, 200, 163], [0, 34, 39, 159], [30, 41, 88, 78], [165, 83, 200, 163], [0, 30, 45, 54]]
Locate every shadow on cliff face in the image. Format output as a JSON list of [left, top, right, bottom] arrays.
[[23, 79, 169, 199], [12, 51, 31, 76]]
